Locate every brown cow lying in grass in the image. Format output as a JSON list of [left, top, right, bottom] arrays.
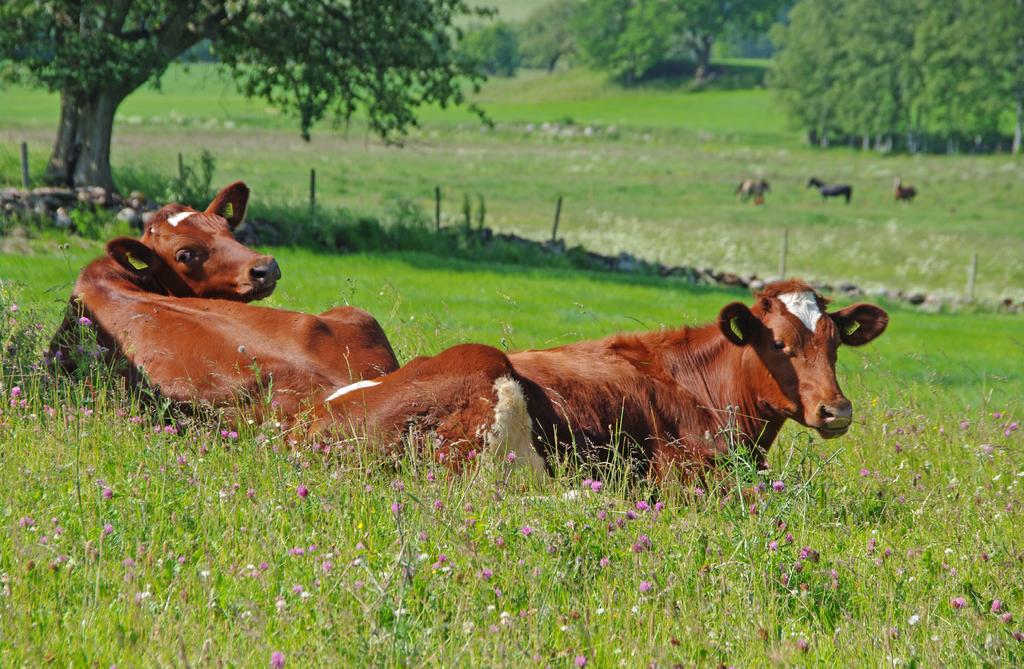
[[48, 181, 398, 419], [310, 280, 888, 484]]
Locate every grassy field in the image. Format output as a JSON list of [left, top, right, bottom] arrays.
[[2, 241, 1023, 666], [2, 50, 1023, 665], [3, 63, 1022, 302]]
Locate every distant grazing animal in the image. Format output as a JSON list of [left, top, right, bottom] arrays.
[[735, 179, 771, 205], [48, 181, 398, 420], [807, 177, 853, 203], [311, 280, 889, 485], [893, 177, 917, 202]]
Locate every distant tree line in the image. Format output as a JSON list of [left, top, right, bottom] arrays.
[[461, 0, 789, 82], [771, 0, 1024, 154]]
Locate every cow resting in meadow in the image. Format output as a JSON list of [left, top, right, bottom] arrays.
[[310, 280, 888, 484], [48, 181, 398, 419]]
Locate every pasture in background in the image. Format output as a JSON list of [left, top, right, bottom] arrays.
[[2, 61, 1022, 303]]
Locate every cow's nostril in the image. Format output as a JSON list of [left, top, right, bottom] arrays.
[[250, 259, 280, 283], [819, 400, 853, 425]]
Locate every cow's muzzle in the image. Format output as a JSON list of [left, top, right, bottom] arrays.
[[815, 399, 852, 438]]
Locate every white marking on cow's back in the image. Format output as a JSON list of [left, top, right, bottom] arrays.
[[486, 376, 549, 486], [778, 291, 823, 332], [325, 379, 380, 402], [167, 211, 193, 227]]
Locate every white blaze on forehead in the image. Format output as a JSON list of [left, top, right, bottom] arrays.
[[778, 291, 823, 333], [166, 211, 193, 227], [325, 379, 381, 402]]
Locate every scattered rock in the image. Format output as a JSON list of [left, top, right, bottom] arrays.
[[615, 252, 638, 273], [55, 207, 73, 229], [116, 207, 142, 230]]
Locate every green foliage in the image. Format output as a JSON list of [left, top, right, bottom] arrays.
[[772, 0, 1024, 152], [574, 0, 644, 79], [163, 150, 216, 209], [67, 208, 121, 241], [575, 0, 788, 81], [518, 0, 584, 72], [0, 1, 489, 187], [461, 22, 522, 77]]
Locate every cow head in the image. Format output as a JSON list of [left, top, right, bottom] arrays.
[[105, 181, 280, 301], [718, 280, 888, 439]]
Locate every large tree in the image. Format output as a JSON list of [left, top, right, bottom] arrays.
[[575, 0, 787, 82], [0, 1, 484, 191], [673, 0, 787, 82], [518, 0, 583, 73]]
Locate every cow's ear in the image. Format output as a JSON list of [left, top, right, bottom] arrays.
[[205, 181, 249, 229], [107, 237, 157, 278], [830, 303, 888, 346], [718, 302, 763, 346]]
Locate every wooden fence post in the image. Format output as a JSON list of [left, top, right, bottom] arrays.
[[177, 153, 185, 183], [966, 252, 978, 301], [435, 186, 441, 232], [20, 142, 30, 190], [309, 168, 316, 217], [778, 229, 788, 278], [551, 195, 563, 242]]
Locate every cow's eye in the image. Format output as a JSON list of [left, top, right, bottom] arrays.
[[175, 248, 198, 264], [772, 340, 786, 350]]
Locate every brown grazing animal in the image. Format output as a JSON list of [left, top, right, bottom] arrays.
[[49, 181, 398, 419], [735, 179, 770, 205], [893, 177, 917, 202], [311, 280, 888, 484]]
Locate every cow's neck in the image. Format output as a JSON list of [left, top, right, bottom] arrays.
[[77, 256, 169, 301], [660, 323, 785, 456]]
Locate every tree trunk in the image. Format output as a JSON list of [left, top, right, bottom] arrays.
[[46, 88, 124, 191], [45, 92, 81, 186], [546, 52, 562, 74], [694, 35, 714, 83]]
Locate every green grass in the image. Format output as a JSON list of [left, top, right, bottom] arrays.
[[3, 27, 1023, 667], [3, 63, 1022, 302], [1, 242, 1020, 405], [1, 243, 1023, 666]]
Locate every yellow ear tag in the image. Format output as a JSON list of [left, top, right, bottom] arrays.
[[221, 202, 234, 219], [126, 253, 149, 270], [844, 321, 861, 336], [730, 316, 744, 341]]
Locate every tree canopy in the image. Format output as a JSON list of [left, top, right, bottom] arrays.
[[461, 22, 522, 77], [518, 0, 584, 73], [772, 0, 1024, 153], [575, 0, 788, 82], [0, 1, 485, 189]]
